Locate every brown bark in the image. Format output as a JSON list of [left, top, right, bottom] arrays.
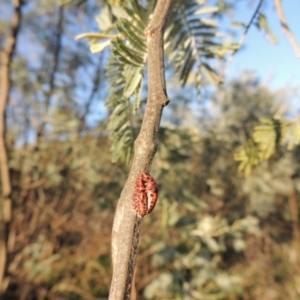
[[0, 0, 24, 294], [108, 1, 173, 299]]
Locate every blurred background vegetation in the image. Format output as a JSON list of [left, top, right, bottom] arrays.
[[1, 0, 300, 299]]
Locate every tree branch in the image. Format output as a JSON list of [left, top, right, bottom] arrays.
[[0, 0, 24, 294], [274, 0, 300, 61], [108, 1, 172, 299]]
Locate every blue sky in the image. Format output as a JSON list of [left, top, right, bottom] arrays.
[[226, 0, 300, 91]]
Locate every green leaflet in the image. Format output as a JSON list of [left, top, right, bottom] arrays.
[[235, 117, 300, 176]]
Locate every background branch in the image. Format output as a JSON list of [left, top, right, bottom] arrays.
[[0, 0, 23, 294], [274, 0, 300, 61]]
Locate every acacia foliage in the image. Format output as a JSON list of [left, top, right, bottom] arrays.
[[78, 0, 294, 168], [78, 0, 241, 163]]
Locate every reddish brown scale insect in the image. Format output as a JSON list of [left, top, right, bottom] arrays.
[[132, 172, 158, 217]]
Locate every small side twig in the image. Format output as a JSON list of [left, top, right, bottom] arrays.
[[274, 0, 300, 61], [123, 216, 142, 300], [219, 0, 264, 81]]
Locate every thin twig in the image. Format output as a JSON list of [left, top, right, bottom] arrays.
[[274, 0, 300, 61], [219, 0, 264, 81], [79, 54, 103, 132], [37, 6, 64, 140]]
